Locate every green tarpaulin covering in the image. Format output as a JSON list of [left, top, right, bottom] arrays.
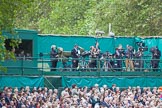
[[0, 76, 44, 89], [62, 77, 162, 88], [38, 36, 135, 54], [38, 35, 162, 56]]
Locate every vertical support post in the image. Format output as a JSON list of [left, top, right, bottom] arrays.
[[21, 57, 25, 76], [109, 23, 111, 34], [41, 57, 43, 75]]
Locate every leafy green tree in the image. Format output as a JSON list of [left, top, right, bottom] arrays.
[[13, 0, 162, 36], [0, 0, 31, 71]]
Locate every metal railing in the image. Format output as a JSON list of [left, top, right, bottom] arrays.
[[1, 56, 162, 76], [41, 57, 162, 72]]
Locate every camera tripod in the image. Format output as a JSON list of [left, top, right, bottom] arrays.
[[101, 57, 115, 72], [77, 56, 90, 72]]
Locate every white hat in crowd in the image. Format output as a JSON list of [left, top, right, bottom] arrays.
[[94, 84, 99, 87], [103, 85, 107, 88]]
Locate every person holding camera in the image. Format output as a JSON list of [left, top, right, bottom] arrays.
[[95, 41, 101, 70], [100, 51, 114, 71], [134, 48, 144, 71], [89, 46, 98, 70], [125, 45, 134, 71], [71, 44, 80, 71], [115, 44, 124, 71], [95, 41, 101, 55], [50, 45, 59, 71], [150, 46, 161, 71]]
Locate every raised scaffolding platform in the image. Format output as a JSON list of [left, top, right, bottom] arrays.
[[1, 29, 162, 89]]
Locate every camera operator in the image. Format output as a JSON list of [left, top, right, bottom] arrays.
[[135, 41, 148, 71], [100, 51, 114, 71], [115, 44, 124, 71], [95, 41, 101, 70], [71, 44, 80, 71], [50, 45, 59, 71], [150, 46, 161, 71], [57, 47, 70, 71], [134, 48, 143, 71], [125, 45, 134, 71], [95, 41, 101, 55], [89, 46, 98, 71]]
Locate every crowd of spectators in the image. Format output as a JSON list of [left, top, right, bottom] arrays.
[[0, 84, 162, 108]]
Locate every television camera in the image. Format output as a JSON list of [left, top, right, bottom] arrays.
[[81, 51, 91, 58], [136, 41, 148, 52], [102, 51, 113, 58]]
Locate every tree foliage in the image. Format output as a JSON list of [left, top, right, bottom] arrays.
[[0, 0, 31, 71], [13, 0, 162, 36]]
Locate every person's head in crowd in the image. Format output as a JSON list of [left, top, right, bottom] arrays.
[[62, 87, 69, 97], [112, 84, 116, 89], [83, 86, 88, 92], [3, 86, 8, 92], [13, 87, 18, 93], [94, 83, 99, 88], [137, 86, 140, 89], [40, 88, 45, 93], [103, 84, 108, 90], [8, 87, 12, 92], [132, 86, 136, 91], [33, 86, 37, 91], [43, 87, 47, 92], [38, 87, 42, 91], [100, 87, 105, 94], [54, 89, 58, 94], [158, 86, 162, 92], [20, 87, 25, 92], [72, 84, 77, 89], [1, 84, 162, 107], [1, 97, 5, 105], [116, 87, 120, 93], [6, 91, 11, 98], [152, 87, 157, 93], [25, 86, 30, 92], [10, 100, 15, 107], [48, 89, 53, 94]]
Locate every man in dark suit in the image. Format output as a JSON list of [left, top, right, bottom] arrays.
[[71, 44, 79, 71], [115, 44, 124, 71], [151, 46, 161, 71], [50, 45, 58, 71]]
